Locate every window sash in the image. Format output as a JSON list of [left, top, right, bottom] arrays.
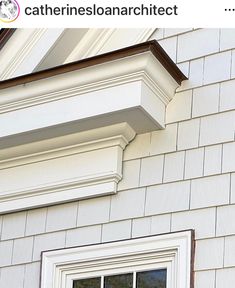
[[73, 269, 167, 288], [68, 261, 171, 288]]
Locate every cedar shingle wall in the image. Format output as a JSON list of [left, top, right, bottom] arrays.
[[1, 28, 235, 287]]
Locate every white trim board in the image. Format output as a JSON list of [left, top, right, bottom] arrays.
[[64, 28, 155, 63], [0, 123, 135, 214], [0, 29, 64, 80], [41, 230, 194, 288]]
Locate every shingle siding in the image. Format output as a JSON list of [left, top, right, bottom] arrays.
[[1, 28, 235, 287]]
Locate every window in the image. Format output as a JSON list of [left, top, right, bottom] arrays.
[[41, 231, 193, 288], [73, 269, 167, 288]]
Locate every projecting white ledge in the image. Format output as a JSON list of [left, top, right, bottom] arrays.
[[0, 40, 186, 213]]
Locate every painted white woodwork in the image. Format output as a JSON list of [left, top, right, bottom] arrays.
[[1, 28, 235, 288], [0, 28, 155, 79], [0, 123, 135, 213], [64, 28, 155, 63], [0, 29, 64, 80], [35, 29, 89, 71], [41, 230, 193, 288], [0, 48, 180, 213]]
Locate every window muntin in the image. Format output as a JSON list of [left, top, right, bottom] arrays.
[[73, 269, 167, 288]]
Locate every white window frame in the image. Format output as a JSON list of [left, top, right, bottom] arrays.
[[41, 230, 193, 288]]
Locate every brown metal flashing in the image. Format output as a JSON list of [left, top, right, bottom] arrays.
[[0, 29, 16, 51], [0, 40, 187, 90], [190, 230, 195, 288]]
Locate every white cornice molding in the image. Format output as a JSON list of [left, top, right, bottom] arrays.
[[41, 231, 193, 288], [0, 52, 176, 116], [0, 70, 168, 115], [0, 123, 135, 213], [0, 45, 183, 213], [0, 123, 135, 169]]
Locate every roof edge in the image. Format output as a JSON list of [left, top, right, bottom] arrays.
[[0, 39, 187, 90]]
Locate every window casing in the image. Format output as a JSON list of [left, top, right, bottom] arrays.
[[41, 231, 193, 288]]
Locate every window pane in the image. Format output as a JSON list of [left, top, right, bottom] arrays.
[[73, 277, 101, 288], [136, 269, 167, 288], [104, 273, 133, 288]]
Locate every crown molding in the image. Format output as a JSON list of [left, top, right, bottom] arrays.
[[0, 50, 181, 140], [0, 123, 135, 214], [0, 41, 186, 116], [0, 61, 170, 114], [0, 123, 134, 169]]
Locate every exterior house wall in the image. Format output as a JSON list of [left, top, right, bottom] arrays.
[[1, 28, 235, 287]]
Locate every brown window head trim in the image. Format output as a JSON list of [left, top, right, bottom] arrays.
[[0, 39, 187, 90], [0, 28, 16, 51]]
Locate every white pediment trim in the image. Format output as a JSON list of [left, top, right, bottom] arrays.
[[0, 28, 155, 81], [64, 28, 155, 63], [0, 29, 64, 80]]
